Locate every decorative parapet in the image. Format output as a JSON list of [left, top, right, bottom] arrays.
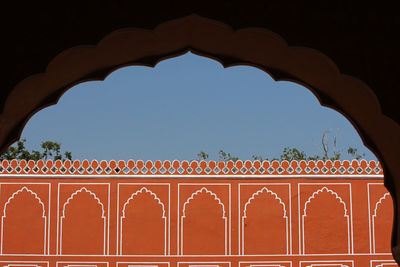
[[0, 159, 383, 176]]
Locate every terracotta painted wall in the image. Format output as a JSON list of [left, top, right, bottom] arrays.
[[0, 160, 396, 267]]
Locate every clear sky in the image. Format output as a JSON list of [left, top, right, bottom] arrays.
[[19, 52, 377, 161]]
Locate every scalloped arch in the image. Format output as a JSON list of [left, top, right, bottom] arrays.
[[183, 187, 226, 218], [0, 14, 399, 261], [122, 187, 166, 218]]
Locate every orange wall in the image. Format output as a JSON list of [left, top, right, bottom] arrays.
[[0, 159, 395, 266], [0, 176, 396, 267]]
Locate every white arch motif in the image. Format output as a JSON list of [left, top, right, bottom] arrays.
[[241, 187, 288, 255], [60, 187, 106, 255], [119, 187, 167, 255], [306, 265, 350, 267], [180, 187, 227, 255], [1, 186, 47, 254], [301, 187, 350, 254], [373, 193, 391, 217], [182, 187, 226, 218], [376, 263, 398, 267], [303, 187, 348, 216], [243, 187, 287, 218], [372, 192, 392, 253]]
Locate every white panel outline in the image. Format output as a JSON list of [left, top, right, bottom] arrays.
[[1, 177, 393, 259], [178, 262, 230, 267], [60, 187, 106, 254], [368, 183, 394, 255], [181, 187, 227, 255], [0, 183, 51, 256], [370, 260, 398, 267], [302, 187, 350, 254], [306, 265, 349, 267], [0, 261, 49, 267], [1, 187, 46, 254], [239, 261, 292, 267], [56, 261, 109, 267], [372, 192, 391, 254], [57, 183, 110, 256], [239, 183, 291, 256], [120, 187, 167, 255], [116, 261, 169, 267], [299, 260, 353, 267], [178, 183, 231, 256], [298, 183, 353, 255], [117, 183, 170, 256]]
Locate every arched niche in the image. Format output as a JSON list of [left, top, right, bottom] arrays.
[[181, 187, 227, 255], [242, 187, 288, 255], [120, 187, 167, 255], [0, 15, 398, 262], [373, 193, 394, 253], [60, 187, 106, 255], [302, 187, 350, 254], [1, 187, 46, 254]]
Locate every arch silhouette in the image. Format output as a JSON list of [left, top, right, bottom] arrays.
[[0, 15, 399, 261], [242, 187, 288, 255], [373, 193, 394, 253], [181, 187, 227, 255], [1, 187, 46, 254], [60, 187, 106, 255], [120, 187, 167, 255], [302, 187, 350, 254], [1, 15, 396, 189]]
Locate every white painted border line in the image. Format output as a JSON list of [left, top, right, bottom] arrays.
[[56, 261, 109, 267]]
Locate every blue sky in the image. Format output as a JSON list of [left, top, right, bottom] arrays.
[[19, 52, 377, 161]]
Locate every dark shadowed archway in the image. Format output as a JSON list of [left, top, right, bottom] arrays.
[[0, 15, 399, 262]]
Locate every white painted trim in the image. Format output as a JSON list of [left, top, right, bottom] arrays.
[[56, 261, 109, 267], [299, 260, 353, 267], [306, 265, 350, 267], [239, 261, 292, 267], [116, 261, 169, 267], [0, 261, 49, 267], [370, 260, 398, 267], [178, 262, 230, 267]]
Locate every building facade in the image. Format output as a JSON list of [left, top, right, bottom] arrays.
[[0, 159, 396, 267]]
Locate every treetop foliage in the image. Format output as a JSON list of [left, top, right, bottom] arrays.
[[1, 131, 365, 162], [196, 131, 365, 162], [0, 139, 72, 161]]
